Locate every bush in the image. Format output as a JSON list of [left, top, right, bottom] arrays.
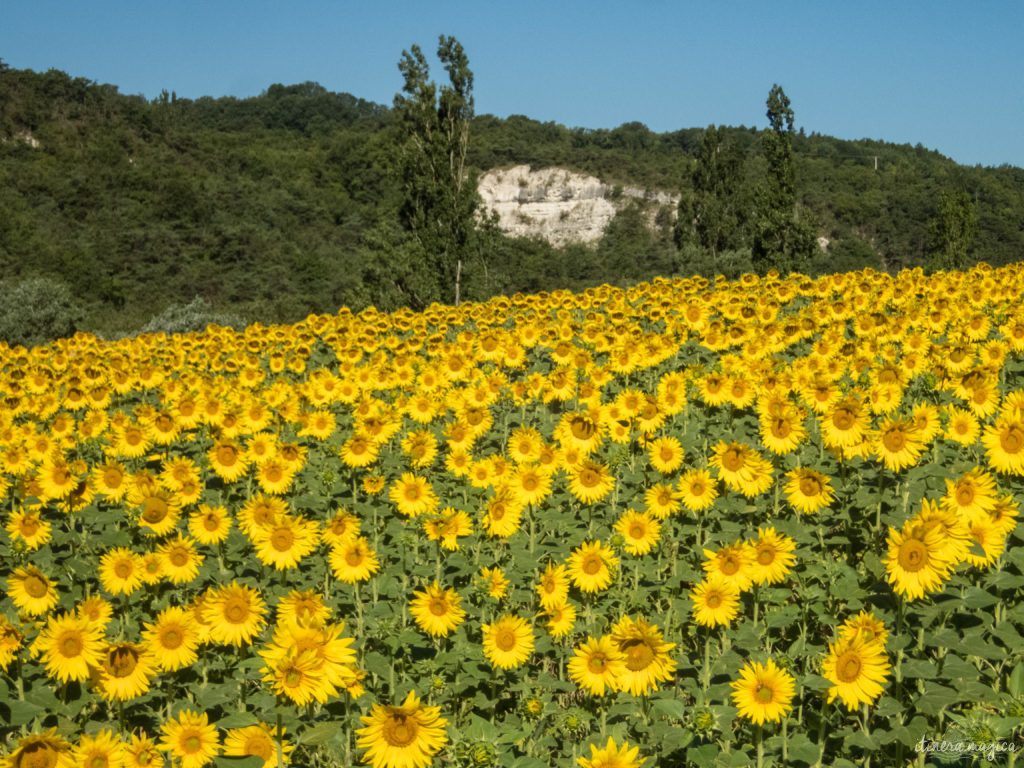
[[136, 296, 248, 336], [0, 276, 84, 348]]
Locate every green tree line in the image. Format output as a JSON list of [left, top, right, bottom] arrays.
[[1, 56, 1022, 341]]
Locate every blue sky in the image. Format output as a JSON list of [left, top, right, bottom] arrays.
[[4, 0, 1023, 168]]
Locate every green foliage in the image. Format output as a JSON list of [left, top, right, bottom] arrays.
[[928, 188, 978, 272], [751, 85, 817, 273], [0, 275, 83, 348], [393, 36, 480, 306], [135, 296, 248, 337]]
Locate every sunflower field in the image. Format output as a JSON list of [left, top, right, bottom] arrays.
[[2, 264, 1024, 768]]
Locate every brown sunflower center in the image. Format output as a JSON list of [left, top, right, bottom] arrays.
[[1001, 426, 1024, 454], [721, 448, 745, 472], [19, 517, 40, 535], [629, 523, 647, 540], [898, 538, 927, 572], [956, 484, 976, 506], [271, 529, 294, 552], [494, 627, 518, 652], [216, 445, 238, 466], [881, 428, 907, 452], [18, 742, 60, 768], [799, 476, 822, 497], [756, 683, 774, 703], [141, 498, 169, 524], [224, 598, 250, 624], [184, 735, 202, 753], [60, 633, 83, 658], [720, 555, 740, 575], [836, 651, 862, 683], [581, 553, 603, 575], [105, 646, 139, 678], [587, 652, 609, 673], [23, 574, 49, 598], [578, 469, 601, 488], [203, 515, 221, 531], [244, 736, 273, 760], [771, 418, 792, 438], [161, 628, 183, 649], [621, 639, 655, 671], [705, 592, 722, 609], [757, 546, 776, 565], [345, 548, 365, 567], [832, 408, 855, 430], [428, 597, 449, 617], [382, 713, 419, 748]]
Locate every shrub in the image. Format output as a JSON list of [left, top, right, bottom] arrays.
[[0, 276, 84, 348], [136, 296, 248, 336]]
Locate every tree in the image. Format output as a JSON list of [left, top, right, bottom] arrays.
[[750, 85, 816, 273], [393, 36, 479, 306], [674, 125, 746, 257], [928, 188, 977, 272]]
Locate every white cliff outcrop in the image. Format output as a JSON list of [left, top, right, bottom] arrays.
[[477, 165, 678, 247]]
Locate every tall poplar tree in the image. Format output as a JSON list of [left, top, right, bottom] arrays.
[[674, 125, 746, 257], [393, 35, 478, 305], [751, 84, 816, 273]]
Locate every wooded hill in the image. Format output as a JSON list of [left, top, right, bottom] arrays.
[[2, 64, 1023, 338]]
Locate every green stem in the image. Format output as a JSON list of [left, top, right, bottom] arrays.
[[756, 724, 764, 768]]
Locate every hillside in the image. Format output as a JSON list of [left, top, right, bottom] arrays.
[[2, 64, 1023, 338]]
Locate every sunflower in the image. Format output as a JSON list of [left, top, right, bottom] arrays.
[[340, 435, 380, 468], [91, 460, 132, 502], [7, 565, 60, 616], [839, 611, 889, 646], [356, 690, 449, 768], [702, 541, 754, 592], [568, 635, 625, 696], [568, 460, 615, 504], [477, 567, 509, 600], [689, 576, 741, 628], [730, 659, 796, 725], [482, 489, 523, 538], [5, 509, 52, 550], [94, 642, 157, 701], [982, 415, 1024, 475], [207, 439, 250, 483], [677, 469, 718, 512], [252, 515, 320, 571], [76, 597, 114, 630], [577, 737, 645, 768], [568, 540, 618, 593], [202, 582, 266, 646], [3, 729, 75, 768], [747, 527, 797, 585], [276, 589, 331, 629], [255, 458, 297, 495], [143, 605, 200, 671], [647, 435, 685, 474], [160, 536, 203, 584], [261, 650, 332, 706], [0, 617, 24, 670], [33, 612, 105, 682], [872, 418, 925, 472], [536, 562, 571, 611], [238, 495, 289, 539], [329, 536, 380, 583], [643, 483, 681, 519], [556, 410, 605, 455], [389, 473, 438, 517], [884, 520, 953, 600], [423, 508, 473, 551], [710, 441, 774, 497], [615, 509, 661, 556], [188, 504, 233, 545], [409, 581, 466, 637], [131, 487, 182, 537], [159, 709, 222, 768], [482, 614, 534, 669], [223, 723, 293, 767], [759, 408, 807, 455], [821, 631, 891, 711], [544, 602, 577, 639], [962, 514, 1006, 568], [509, 464, 554, 508], [610, 616, 677, 696], [124, 732, 164, 768], [942, 466, 998, 519], [944, 406, 980, 445], [821, 398, 869, 449], [320, 511, 361, 547], [784, 468, 835, 514]]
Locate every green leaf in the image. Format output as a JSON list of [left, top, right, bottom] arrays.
[[961, 586, 999, 609], [800, 674, 833, 691], [686, 744, 719, 768], [843, 730, 877, 750], [4, 699, 44, 726], [214, 758, 264, 768], [1008, 662, 1024, 698], [463, 714, 494, 741], [651, 697, 688, 721], [216, 711, 260, 729], [297, 721, 345, 745], [901, 658, 937, 678]]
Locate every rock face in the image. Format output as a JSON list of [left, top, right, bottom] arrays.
[[477, 165, 678, 247]]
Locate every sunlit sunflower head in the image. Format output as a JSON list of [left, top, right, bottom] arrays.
[[544, 601, 577, 640], [643, 482, 681, 520], [577, 736, 645, 768], [409, 581, 466, 638], [482, 614, 534, 670], [124, 731, 164, 768], [567, 635, 625, 696], [143, 605, 200, 671], [677, 469, 718, 512], [202, 582, 266, 647], [747, 527, 797, 585], [838, 611, 889, 647], [7, 564, 60, 616], [821, 631, 891, 711], [389, 473, 438, 518], [329, 536, 381, 584], [615, 509, 661, 556], [962, 514, 1007, 568], [872, 417, 925, 472], [884, 520, 953, 600], [33, 611, 105, 683], [477, 567, 510, 600], [251, 514, 320, 571], [609, 615, 677, 697], [223, 723, 294, 768], [702, 541, 754, 592], [689, 575, 741, 628], [276, 589, 331, 629], [5, 509, 52, 550], [568, 540, 618, 594], [982, 415, 1024, 475], [730, 658, 797, 725], [422, 508, 473, 551], [159, 709, 222, 768], [188, 504, 233, 545], [94, 642, 156, 701], [355, 690, 449, 768], [784, 467, 835, 515], [4, 728, 75, 768], [536, 561, 571, 611], [568, 460, 615, 505], [942, 466, 998, 519], [159, 535, 204, 584]]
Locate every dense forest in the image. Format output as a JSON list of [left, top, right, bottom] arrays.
[[1, 62, 1023, 341]]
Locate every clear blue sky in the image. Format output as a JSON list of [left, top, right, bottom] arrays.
[[4, 0, 1023, 168]]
